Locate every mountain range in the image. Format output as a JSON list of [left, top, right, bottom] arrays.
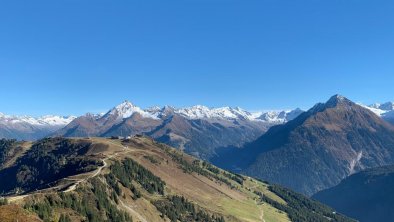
[[1, 95, 394, 221], [0, 113, 75, 140], [1, 98, 393, 162], [213, 95, 394, 196], [0, 103, 303, 159]]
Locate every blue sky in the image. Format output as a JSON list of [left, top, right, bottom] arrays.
[[1, 0, 394, 116]]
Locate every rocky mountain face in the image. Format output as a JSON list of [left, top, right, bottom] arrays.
[[55, 101, 303, 159], [0, 114, 75, 140], [313, 164, 394, 222], [213, 95, 394, 196]]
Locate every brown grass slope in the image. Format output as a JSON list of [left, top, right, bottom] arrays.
[[1, 137, 353, 222], [0, 204, 42, 222]]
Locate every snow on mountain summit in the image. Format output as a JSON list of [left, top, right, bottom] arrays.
[[174, 105, 255, 120], [360, 101, 394, 116], [0, 113, 76, 126], [38, 115, 77, 125], [255, 108, 304, 123], [367, 102, 394, 111], [104, 100, 159, 120], [171, 105, 303, 122], [359, 102, 394, 124], [0, 100, 304, 128]]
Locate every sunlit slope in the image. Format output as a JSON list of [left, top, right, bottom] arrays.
[[1, 137, 354, 222]]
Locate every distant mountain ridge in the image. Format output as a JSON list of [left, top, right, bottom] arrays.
[[213, 95, 394, 195], [54, 101, 304, 159], [0, 113, 75, 140], [361, 101, 394, 124], [94, 100, 303, 123], [0, 102, 303, 145], [3, 98, 392, 142], [0, 113, 75, 126]]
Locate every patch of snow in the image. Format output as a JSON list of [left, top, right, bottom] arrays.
[[349, 151, 363, 174]]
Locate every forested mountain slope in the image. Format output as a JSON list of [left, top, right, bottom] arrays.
[[0, 137, 354, 222]]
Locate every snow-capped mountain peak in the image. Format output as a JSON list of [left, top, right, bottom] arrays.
[[172, 105, 302, 122], [367, 102, 394, 111], [378, 102, 394, 111], [111, 100, 137, 117], [255, 108, 304, 123], [105, 100, 158, 120], [369, 103, 382, 109], [0, 113, 76, 126], [174, 105, 254, 120], [359, 102, 394, 115], [38, 115, 77, 125], [359, 102, 394, 124], [145, 106, 176, 118], [175, 105, 213, 119]]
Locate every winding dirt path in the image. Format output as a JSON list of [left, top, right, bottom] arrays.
[[7, 141, 131, 202], [63, 143, 130, 193]]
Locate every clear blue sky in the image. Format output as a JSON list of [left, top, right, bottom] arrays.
[[1, 0, 393, 116]]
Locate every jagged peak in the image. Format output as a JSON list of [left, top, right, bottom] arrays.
[[325, 94, 354, 108], [104, 100, 158, 120], [114, 100, 135, 109], [307, 95, 355, 115], [378, 102, 394, 111], [84, 112, 101, 118], [161, 105, 176, 112], [327, 94, 346, 103], [145, 106, 161, 112]]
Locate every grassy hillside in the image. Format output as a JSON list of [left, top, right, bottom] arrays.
[[0, 204, 42, 222], [1, 137, 355, 222]]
